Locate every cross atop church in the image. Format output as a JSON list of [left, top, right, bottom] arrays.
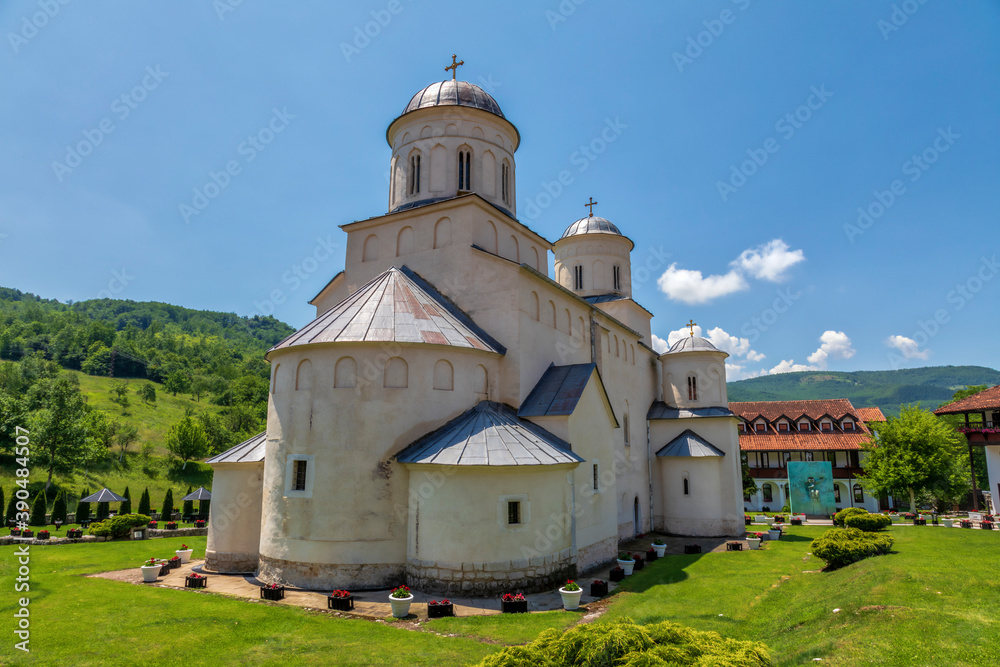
[[584, 197, 598, 217], [445, 54, 464, 81], [686, 319, 698, 337]]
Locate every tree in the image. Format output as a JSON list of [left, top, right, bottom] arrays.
[[29, 491, 47, 526], [138, 383, 156, 406], [861, 405, 967, 513], [0, 487, 4, 526], [165, 371, 191, 397], [76, 488, 91, 524], [162, 488, 174, 520], [5, 492, 17, 525], [120, 486, 132, 514], [115, 423, 139, 462], [183, 485, 194, 518], [137, 488, 151, 516], [51, 491, 67, 524], [740, 453, 758, 498], [81, 342, 112, 376], [25, 375, 99, 489], [96, 501, 110, 522], [110, 379, 130, 413], [165, 416, 209, 469]]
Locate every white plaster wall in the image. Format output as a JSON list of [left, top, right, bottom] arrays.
[[553, 235, 634, 298], [205, 462, 264, 569], [662, 351, 729, 408], [986, 445, 1000, 514]]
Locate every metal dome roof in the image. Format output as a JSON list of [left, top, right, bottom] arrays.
[[559, 216, 624, 240], [401, 80, 505, 119], [664, 336, 723, 354]]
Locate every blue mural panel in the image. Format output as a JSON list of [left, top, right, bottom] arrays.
[[787, 461, 836, 516]]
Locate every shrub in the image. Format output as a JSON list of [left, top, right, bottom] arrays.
[[96, 501, 110, 521], [183, 485, 194, 518], [51, 491, 68, 524], [137, 488, 151, 517], [476, 618, 771, 667], [75, 488, 91, 523], [5, 491, 17, 524], [844, 513, 891, 532], [833, 507, 868, 527], [162, 489, 174, 520], [88, 514, 152, 539], [120, 487, 132, 515], [811, 527, 893, 570], [29, 491, 47, 526]]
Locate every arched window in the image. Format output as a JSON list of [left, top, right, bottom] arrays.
[[623, 412, 630, 447], [433, 359, 454, 391], [334, 357, 356, 388], [271, 364, 281, 394], [396, 226, 414, 256], [362, 234, 378, 262], [508, 235, 519, 262], [683, 477, 690, 496], [687, 375, 698, 401], [853, 484, 864, 503], [458, 149, 471, 190], [564, 309, 571, 334], [433, 217, 451, 248], [384, 357, 408, 388], [548, 301, 556, 328], [573, 264, 583, 290], [762, 483, 773, 503], [613, 264, 621, 291], [473, 365, 488, 394], [631, 344, 635, 365], [408, 153, 421, 195], [529, 292, 539, 320], [834, 484, 842, 503], [501, 161, 510, 203], [295, 359, 313, 391]]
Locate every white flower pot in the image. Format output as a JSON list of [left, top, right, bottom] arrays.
[[559, 587, 584, 610], [747, 538, 762, 550], [140, 564, 161, 583], [767, 530, 781, 540], [389, 594, 414, 618], [176, 549, 193, 563], [651, 543, 666, 558], [617, 558, 635, 575], [942, 519, 953, 528]]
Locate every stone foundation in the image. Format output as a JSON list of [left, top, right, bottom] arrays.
[[257, 554, 404, 591], [204, 549, 259, 574], [577, 535, 618, 574], [405, 550, 576, 597], [661, 517, 744, 537]]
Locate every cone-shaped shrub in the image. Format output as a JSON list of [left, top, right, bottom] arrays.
[[183, 485, 194, 517], [137, 488, 151, 517], [162, 489, 174, 520], [96, 501, 110, 521], [76, 489, 91, 523], [120, 486, 132, 515], [51, 491, 68, 524], [29, 491, 47, 526]]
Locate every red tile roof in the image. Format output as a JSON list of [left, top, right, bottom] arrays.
[[730, 399, 858, 422], [856, 407, 886, 422], [739, 432, 871, 451], [731, 399, 877, 452], [933, 385, 1000, 415]]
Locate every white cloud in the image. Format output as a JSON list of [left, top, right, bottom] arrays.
[[747, 350, 766, 362], [726, 363, 765, 381], [731, 239, 806, 282], [768, 359, 819, 375], [651, 333, 671, 354], [886, 335, 930, 360], [657, 238, 804, 305], [807, 330, 856, 367], [666, 324, 702, 348], [657, 265, 747, 305]]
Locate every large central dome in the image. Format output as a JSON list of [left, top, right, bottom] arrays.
[[560, 215, 624, 239], [401, 80, 505, 119]]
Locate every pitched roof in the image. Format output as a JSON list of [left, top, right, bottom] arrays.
[[739, 432, 870, 451], [517, 364, 616, 426], [934, 385, 1000, 415], [655, 429, 726, 457], [206, 432, 266, 464], [856, 407, 887, 422], [269, 266, 504, 355], [730, 399, 859, 422], [647, 402, 734, 420], [396, 401, 584, 467]]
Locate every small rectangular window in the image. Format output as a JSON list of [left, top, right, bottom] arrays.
[[507, 501, 520, 525], [799, 421, 810, 432], [593, 463, 599, 490], [755, 422, 766, 433], [293, 460, 307, 491], [821, 421, 833, 432], [574, 265, 583, 290], [778, 422, 789, 432], [687, 376, 698, 401]]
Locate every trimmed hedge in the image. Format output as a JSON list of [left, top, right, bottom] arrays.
[[88, 514, 152, 539], [476, 618, 771, 667], [844, 513, 891, 532], [833, 507, 868, 527], [811, 527, 893, 570]]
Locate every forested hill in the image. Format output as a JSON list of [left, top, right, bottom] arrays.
[[0, 286, 294, 384], [727, 366, 1000, 416]]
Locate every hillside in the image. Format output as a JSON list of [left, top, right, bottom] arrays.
[[727, 365, 1000, 416]]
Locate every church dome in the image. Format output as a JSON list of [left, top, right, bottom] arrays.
[[664, 336, 721, 354], [401, 80, 505, 119], [559, 216, 624, 240]]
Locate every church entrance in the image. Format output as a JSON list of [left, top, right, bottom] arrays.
[[633, 497, 640, 536]]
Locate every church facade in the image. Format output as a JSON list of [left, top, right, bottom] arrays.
[[205, 71, 744, 596]]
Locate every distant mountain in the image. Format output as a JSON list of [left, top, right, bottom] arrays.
[[727, 366, 1000, 416]]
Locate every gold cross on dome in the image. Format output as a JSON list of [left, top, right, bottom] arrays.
[[686, 319, 698, 337], [584, 197, 598, 217], [445, 54, 464, 80]]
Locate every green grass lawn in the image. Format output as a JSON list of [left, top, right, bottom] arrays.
[[1, 526, 998, 665]]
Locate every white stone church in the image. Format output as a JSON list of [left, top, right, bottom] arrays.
[[205, 68, 744, 596]]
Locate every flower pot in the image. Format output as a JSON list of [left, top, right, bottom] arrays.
[[501, 599, 528, 614], [767, 530, 781, 540], [590, 581, 608, 597], [260, 586, 285, 601], [609, 568, 625, 583], [645, 548, 657, 563], [176, 549, 194, 563], [982, 522, 995, 531], [616, 559, 634, 576], [21, 530, 33, 538], [37, 532, 50, 540], [168, 559, 182, 570], [390, 594, 414, 618], [942, 519, 953, 528], [633, 556, 644, 571], [140, 564, 161, 583], [726, 541, 743, 551], [684, 544, 702, 555], [559, 587, 584, 611], [790, 519, 802, 526], [744, 516, 752, 526], [914, 518, 926, 526], [328, 595, 354, 611], [427, 602, 454, 618], [747, 538, 762, 550], [185, 575, 207, 589], [652, 543, 666, 558]]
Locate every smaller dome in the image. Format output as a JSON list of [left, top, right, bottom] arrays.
[[664, 336, 722, 354], [401, 80, 505, 119], [559, 216, 624, 240]]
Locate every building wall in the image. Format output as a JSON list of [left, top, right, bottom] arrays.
[[553, 235, 633, 298], [205, 462, 264, 573]]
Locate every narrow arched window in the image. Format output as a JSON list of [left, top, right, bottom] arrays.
[[613, 264, 621, 291], [762, 483, 773, 503], [501, 162, 510, 203], [687, 375, 698, 401], [683, 477, 690, 496], [458, 150, 471, 190], [409, 154, 421, 195], [853, 484, 864, 503], [574, 265, 583, 290], [623, 413, 630, 447]]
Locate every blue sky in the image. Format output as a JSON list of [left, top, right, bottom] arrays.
[[1, 1, 997, 379]]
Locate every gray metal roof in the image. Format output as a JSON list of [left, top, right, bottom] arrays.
[[655, 429, 726, 457], [396, 401, 584, 467], [518, 363, 597, 417], [269, 266, 504, 355], [401, 80, 505, 119], [584, 294, 626, 304], [79, 488, 128, 503], [663, 335, 722, 354], [559, 215, 624, 239], [182, 486, 212, 501], [206, 431, 266, 464], [647, 402, 734, 420]]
